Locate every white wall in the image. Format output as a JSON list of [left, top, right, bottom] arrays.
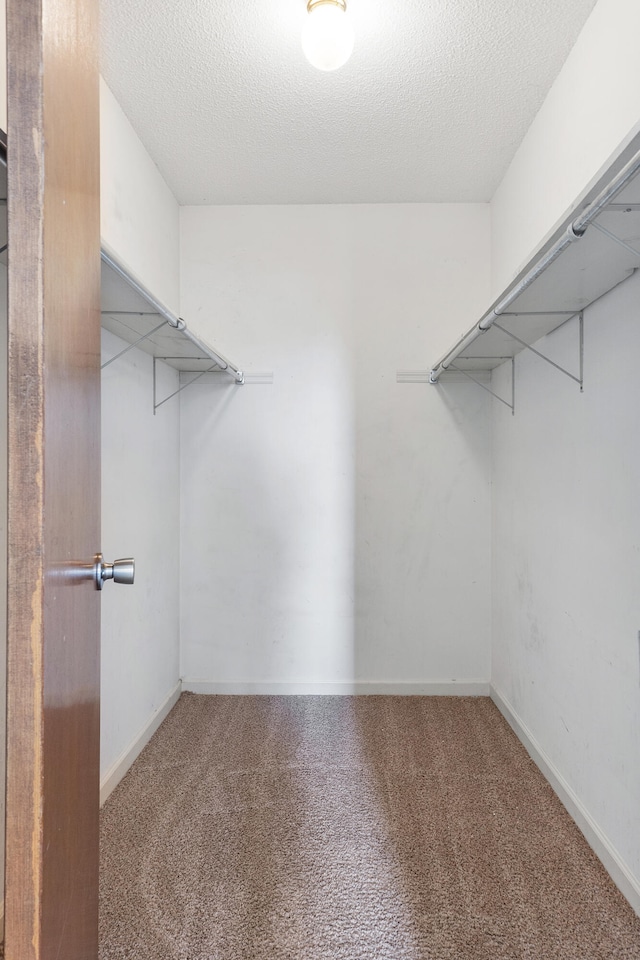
[[100, 331, 181, 782], [488, 0, 640, 910], [99, 82, 182, 789], [100, 77, 180, 315], [491, 0, 640, 294], [491, 270, 640, 902], [179, 203, 492, 693]]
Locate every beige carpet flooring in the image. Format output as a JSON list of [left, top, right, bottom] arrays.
[[100, 694, 640, 959]]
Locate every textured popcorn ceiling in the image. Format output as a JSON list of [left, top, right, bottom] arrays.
[[100, 0, 598, 205]]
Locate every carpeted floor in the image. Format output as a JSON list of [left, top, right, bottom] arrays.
[[100, 694, 640, 959]]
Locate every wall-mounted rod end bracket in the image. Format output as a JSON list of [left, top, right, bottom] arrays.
[[478, 310, 499, 332], [429, 371, 439, 384], [566, 222, 586, 241], [235, 371, 245, 384]]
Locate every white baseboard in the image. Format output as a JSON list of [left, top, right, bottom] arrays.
[[181, 679, 490, 696], [100, 681, 182, 806], [490, 685, 640, 917]]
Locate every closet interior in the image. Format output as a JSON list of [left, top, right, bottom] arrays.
[[97, 120, 640, 927], [2, 0, 640, 951]]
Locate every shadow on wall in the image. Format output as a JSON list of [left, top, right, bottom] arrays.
[[178, 204, 496, 693], [181, 322, 492, 691], [181, 346, 359, 688], [352, 371, 491, 688], [181, 374, 325, 684]]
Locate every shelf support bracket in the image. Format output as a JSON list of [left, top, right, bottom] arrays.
[[492, 315, 584, 391], [153, 357, 241, 414], [449, 359, 515, 415], [101, 319, 167, 370], [590, 220, 640, 258]]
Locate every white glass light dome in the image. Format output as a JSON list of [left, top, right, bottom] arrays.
[[301, 0, 354, 72]]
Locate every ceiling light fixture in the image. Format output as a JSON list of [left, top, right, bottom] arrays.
[[301, 0, 354, 72]]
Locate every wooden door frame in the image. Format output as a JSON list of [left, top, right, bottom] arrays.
[[5, 0, 101, 957]]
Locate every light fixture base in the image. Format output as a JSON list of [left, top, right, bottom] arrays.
[[307, 0, 347, 13]]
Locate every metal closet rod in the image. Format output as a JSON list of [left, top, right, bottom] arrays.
[[100, 245, 244, 383], [429, 145, 640, 383]]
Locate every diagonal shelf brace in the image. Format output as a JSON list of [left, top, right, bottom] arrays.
[[153, 357, 242, 413], [590, 220, 640, 258], [101, 319, 168, 369], [449, 360, 515, 415], [492, 315, 584, 390]]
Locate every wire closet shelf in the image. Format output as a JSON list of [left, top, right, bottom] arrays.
[[428, 138, 640, 395], [100, 246, 244, 410]]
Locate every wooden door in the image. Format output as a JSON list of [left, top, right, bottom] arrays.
[[5, 0, 101, 957]]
